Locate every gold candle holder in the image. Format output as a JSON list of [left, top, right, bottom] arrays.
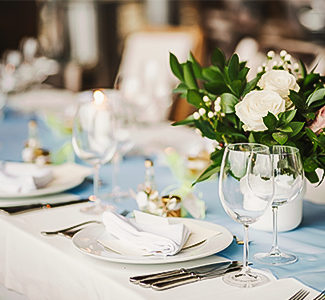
[[161, 194, 181, 217]]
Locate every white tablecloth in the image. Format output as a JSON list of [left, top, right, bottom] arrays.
[[0, 203, 320, 300]]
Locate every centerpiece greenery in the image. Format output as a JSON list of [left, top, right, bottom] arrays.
[[169, 48, 325, 185]]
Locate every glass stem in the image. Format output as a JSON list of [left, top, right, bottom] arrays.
[[270, 205, 280, 255], [242, 224, 250, 273], [93, 163, 101, 204], [112, 152, 121, 191]]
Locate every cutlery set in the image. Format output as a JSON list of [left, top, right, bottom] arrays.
[[130, 261, 245, 290], [0, 198, 90, 215]]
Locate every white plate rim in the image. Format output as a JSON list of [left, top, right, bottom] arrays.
[[0, 163, 92, 199], [0, 176, 86, 198], [72, 218, 233, 264]]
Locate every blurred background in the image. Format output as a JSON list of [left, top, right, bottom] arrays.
[[1, 0, 325, 121]]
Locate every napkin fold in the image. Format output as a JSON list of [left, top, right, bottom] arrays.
[[0, 162, 54, 194], [101, 210, 191, 257]]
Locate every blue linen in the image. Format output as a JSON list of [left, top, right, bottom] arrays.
[[0, 108, 324, 291]]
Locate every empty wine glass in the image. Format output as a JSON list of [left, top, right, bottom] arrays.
[[108, 78, 138, 200], [72, 90, 117, 214], [219, 143, 274, 288], [254, 145, 304, 265]]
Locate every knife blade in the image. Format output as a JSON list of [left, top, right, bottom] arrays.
[[0, 198, 90, 215], [129, 260, 237, 284], [138, 261, 243, 287], [152, 265, 243, 290]]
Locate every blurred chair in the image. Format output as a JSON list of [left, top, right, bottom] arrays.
[[117, 26, 204, 123]]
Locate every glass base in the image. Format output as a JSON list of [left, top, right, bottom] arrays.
[[253, 251, 297, 265], [80, 203, 108, 215], [222, 269, 270, 288]]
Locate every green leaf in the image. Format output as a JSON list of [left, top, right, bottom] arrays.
[[220, 93, 239, 114], [187, 89, 203, 108], [204, 82, 230, 95], [305, 127, 319, 151], [183, 61, 199, 89], [237, 67, 249, 81], [272, 132, 288, 144], [289, 90, 304, 109], [228, 53, 239, 81], [189, 52, 203, 79], [169, 52, 184, 82], [278, 125, 293, 133], [305, 170, 319, 184], [305, 73, 321, 88], [287, 122, 305, 137], [306, 88, 325, 107], [242, 74, 262, 97], [194, 119, 217, 140], [277, 109, 297, 126], [302, 112, 316, 120], [202, 66, 225, 83], [263, 112, 277, 132], [172, 115, 195, 126], [260, 134, 277, 147], [229, 80, 242, 97], [210, 148, 225, 165], [304, 156, 318, 172], [216, 122, 247, 139], [299, 59, 307, 79], [172, 82, 188, 94], [193, 162, 221, 185], [211, 48, 226, 70]]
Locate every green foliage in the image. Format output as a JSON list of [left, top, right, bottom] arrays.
[[169, 47, 325, 185]]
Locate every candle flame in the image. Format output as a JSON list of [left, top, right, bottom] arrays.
[[93, 90, 105, 105]]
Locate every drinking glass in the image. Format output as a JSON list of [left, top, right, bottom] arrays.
[[72, 90, 117, 214], [219, 143, 274, 288], [107, 80, 138, 200], [254, 145, 304, 265]]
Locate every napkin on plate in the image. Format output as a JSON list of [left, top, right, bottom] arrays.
[[101, 210, 191, 257], [0, 162, 54, 194]]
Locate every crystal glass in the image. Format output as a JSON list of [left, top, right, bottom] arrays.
[[72, 90, 117, 214], [219, 143, 274, 288], [106, 81, 137, 200], [254, 145, 304, 265]]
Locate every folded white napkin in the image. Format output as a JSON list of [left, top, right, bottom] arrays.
[[101, 210, 191, 257], [0, 162, 54, 194]]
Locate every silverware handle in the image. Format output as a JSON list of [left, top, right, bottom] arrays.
[[152, 276, 199, 290], [139, 272, 190, 287], [129, 269, 186, 284]]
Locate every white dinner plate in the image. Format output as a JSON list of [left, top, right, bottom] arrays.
[[72, 218, 233, 264], [0, 163, 92, 198]]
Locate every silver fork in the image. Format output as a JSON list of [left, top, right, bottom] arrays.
[[41, 210, 130, 237], [288, 289, 310, 300], [313, 290, 325, 300]]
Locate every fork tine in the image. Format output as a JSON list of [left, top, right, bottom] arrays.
[[289, 289, 310, 300], [313, 290, 325, 300]]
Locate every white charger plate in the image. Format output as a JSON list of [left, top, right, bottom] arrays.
[[0, 162, 92, 199], [72, 218, 233, 264]]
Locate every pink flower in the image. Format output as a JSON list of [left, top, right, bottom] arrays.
[[307, 106, 325, 135]]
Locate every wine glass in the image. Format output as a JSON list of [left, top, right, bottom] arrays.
[[254, 145, 304, 265], [219, 143, 274, 288], [72, 90, 117, 214], [106, 80, 138, 200]]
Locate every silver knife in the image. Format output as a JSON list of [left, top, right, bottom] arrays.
[[139, 261, 243, 287], [152, 265, 243, 290], [129, 260, 237, 284], [0, 198, 90, 215]]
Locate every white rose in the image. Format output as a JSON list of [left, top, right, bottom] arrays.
[[258, 70, 300, 98], [235, 90, 285, 132]]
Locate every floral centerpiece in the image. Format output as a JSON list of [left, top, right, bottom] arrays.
[[169, 48, 325, 185]]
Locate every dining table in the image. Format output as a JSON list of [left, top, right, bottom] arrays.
[[0, 102, 325, 300]]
